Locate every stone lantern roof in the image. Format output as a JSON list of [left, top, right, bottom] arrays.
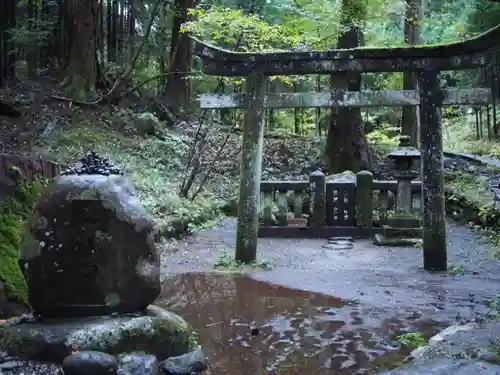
[[387, 136, 420, 160]]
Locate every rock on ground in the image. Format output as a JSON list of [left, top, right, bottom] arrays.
[[0, 308, 189, 362], [380, 320, 500, 374]]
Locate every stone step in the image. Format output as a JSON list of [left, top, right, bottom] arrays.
[[381, 225, 423, 239]]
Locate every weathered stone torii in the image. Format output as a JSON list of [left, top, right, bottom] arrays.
[[190, 23, 500, 271]]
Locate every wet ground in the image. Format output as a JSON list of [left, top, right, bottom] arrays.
[[158, 220, 500, 374], [157, 273, 449, 374]]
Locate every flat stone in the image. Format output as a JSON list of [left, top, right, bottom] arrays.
[[0, 360, 24, 370], [159, 348, 207, 375], [19, 173, 161, 318], [379, 320, 500, 375], [117, 353, 159, 375], [0, 305, 189, 362], [374, 234, 422, 247], [380, 358, 500, 375], [322, 243, 353, 251], [410, 323, 478, 359], [62, 351, 118, 375], [327, 237, 353, 243]]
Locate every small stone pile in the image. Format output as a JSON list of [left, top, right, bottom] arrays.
[[60, 151, 123, 176], [0, 152, 206, 375]]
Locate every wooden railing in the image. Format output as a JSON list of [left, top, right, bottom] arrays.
[[0, 154, 61, 200]]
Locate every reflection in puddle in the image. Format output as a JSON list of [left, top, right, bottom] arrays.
[[157, 273, 447, 374]]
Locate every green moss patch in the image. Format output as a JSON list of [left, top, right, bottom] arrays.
[[0, 176, 46, 304], [0, 216, 27, 304]]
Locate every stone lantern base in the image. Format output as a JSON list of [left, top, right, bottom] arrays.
[[374, 215, 422, 246]]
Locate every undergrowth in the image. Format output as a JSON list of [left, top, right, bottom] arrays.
[[444, 111, 500, 157], [446, 171, 500, 258], [36, 124, 228, 237]]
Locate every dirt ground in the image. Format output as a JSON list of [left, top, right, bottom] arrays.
[[160, 220, 500, 325]]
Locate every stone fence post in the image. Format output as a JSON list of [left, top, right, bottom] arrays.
[[309, 170, 326, 227], [356, 170, 373, 234]]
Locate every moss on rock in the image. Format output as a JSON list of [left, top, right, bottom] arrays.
[[0, 176, 47, 304], [0, 216, 28, 304], [0, 309, 190, 362]]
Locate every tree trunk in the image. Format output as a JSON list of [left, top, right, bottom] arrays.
[[401, 0, 422, 146], [325, 0, 371, 173], [293, 82, 301, 134], [165, 0, 197, 117], [63, 0, 98, 101]]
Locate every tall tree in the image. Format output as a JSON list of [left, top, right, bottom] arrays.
[[165, 0, 197, 116], [325, 0, 371, 173], [63, 0, 98, 101], [402, 0, 422, 146]]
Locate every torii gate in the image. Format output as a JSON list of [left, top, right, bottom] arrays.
[[190, 23, 500, 271]]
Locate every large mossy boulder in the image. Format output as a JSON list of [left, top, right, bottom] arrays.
[[19, 153, 161, 318], [0, 305, 190, 362]]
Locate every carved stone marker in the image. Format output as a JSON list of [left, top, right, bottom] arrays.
[[19, 152, 161, 318]]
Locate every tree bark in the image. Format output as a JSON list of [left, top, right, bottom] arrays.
[[325, 1, 371, 173], [63, 0, 98, 101], [165, 0, 197, 117], [402, 0, 422, 146]]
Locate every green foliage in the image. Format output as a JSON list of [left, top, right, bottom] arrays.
[[447, 172, 493, 209], [8, 20, 53, 55], [0, 176, 47, 304], [447, 264, 466, 276], [188, 329, 201, 350], [396, 332, 427, 349], [214, 251, 272, 271], [184, 6, 301, 52], [37, 124, 225, 238], [367, 128, 399, 152]]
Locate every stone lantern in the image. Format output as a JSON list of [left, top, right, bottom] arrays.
[[374, 136, 422, 246]]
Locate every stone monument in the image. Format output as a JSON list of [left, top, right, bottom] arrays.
[[0, 152, 206, 375]]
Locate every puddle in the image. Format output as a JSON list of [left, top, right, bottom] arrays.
[[157, 273, 449, 374]]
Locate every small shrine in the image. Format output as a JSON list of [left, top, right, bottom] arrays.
[[374, 136, 423, 246]]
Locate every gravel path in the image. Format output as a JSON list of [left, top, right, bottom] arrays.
[[160, 220, 500, 324]]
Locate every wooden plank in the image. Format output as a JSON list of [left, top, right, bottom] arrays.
[[23, 159, 34, 182], [199, 89, 491, 109], [52, 161, 60, 177], [40, 159, 56, 178], [31, 159, 44, 178]]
